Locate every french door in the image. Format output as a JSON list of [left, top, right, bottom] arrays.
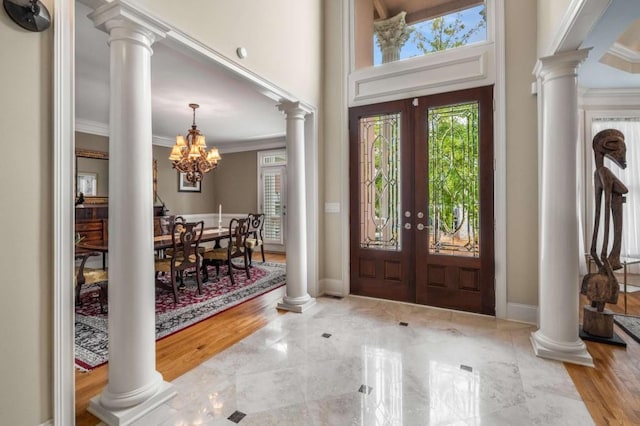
[[349, 86, 495, 315], [258, 150, 287, 251]]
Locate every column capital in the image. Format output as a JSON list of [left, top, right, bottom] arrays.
[[374, 11, 411, 63], [277, 101, 310, 118], [534, 48, 591, 82], [88, 0, 170, 50]]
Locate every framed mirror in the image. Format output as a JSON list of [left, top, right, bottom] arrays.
[[76, 148, 108, 204]]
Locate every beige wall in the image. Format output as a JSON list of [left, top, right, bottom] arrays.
[[211, 151, 259, 214], [130, 0, 323, 106], [505, 0, 539, 305], [153, 145, 216, 215], [322, 1, 346, 282], [76, 132, 109, 197], [153, 146, 259, 216], [0, 0, 52, 424], [537, 0, 573, 56]]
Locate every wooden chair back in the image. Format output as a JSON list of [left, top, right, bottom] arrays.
[[247, 213, 265, 241], [171, 219, 203, 269], [228, 217, 250, 258]]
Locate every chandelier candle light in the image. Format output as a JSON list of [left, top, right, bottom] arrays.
[[169, 103, 221, 183]]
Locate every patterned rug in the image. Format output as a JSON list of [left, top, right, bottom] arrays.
[[75, 262, 286, 370], [614, 315, 640, 344]]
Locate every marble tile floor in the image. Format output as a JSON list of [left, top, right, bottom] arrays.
[[120, 296, 594, 425]]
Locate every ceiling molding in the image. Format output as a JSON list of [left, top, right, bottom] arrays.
[[75, 119, 109, 136], [215, 136, 286, 154], [600, 41, 640, 74], [580, 87, 640, 107], [545, 0, 612, 56], [75, 118, 285, 152], [608, 42, 640, 63], [152, 135, 174, 147]]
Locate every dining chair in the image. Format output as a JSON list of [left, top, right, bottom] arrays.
[[202, 217, 251, 285], [246, 212, 266, 266], [154, 219, 204, 304], [75, 251, 108, 310]]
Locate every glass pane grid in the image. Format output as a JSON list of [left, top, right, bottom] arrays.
[[262, 171, 282, 242], [428, 102, 480, 257], [359, 113, 401, 251]]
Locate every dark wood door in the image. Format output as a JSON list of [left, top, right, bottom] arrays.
[[349, 100, 415, 302], [349, 86, 495, 314]]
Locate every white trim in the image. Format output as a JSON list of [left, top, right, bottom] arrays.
[[321, 279, 345, 297], [75, 118, 287, 153], [56, 0, 320, 422], [75, 118, 109, 136], [608, 42, 640, 64], [53, 0, 76, 424], [580, 88, 640, 107], [216, 137, 286, 154], [305, 111, 320, 298], [349, 45, 493, 106], [506, 302, 538, 325], [341, 0, 351, 298], [544, 0, 611, 56], [493, 0, 507, 319]]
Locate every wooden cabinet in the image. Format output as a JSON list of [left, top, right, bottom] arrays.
[[76, 205, 166, 241], [75, 205, 108, 243]]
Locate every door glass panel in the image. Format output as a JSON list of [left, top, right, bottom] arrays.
[[428, 102, 480, 257], [262, 168, 284, 244], [359, 113, 401, 250]]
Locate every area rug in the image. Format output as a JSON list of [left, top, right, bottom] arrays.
[[613, 315, 640, 344], [75, 262, 286, 370]]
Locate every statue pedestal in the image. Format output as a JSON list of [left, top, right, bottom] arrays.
[[580, 305, 626, 347], [583, 305, 614, 338]]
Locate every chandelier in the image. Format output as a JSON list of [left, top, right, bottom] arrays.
[[169, 103, 221, 183]]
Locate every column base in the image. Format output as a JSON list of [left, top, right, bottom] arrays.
[[277, 296, 316, 313], [530, 330, 594, 367], [88, 381, 176, 426]]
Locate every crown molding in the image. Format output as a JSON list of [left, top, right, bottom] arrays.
[[210, 136, 286, 154], [75, 118, 109, 136]]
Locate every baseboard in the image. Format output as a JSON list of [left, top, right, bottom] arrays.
[[506, 302, 538, 325], [319, 278, 346, 297], [39, 420, 53, 426]]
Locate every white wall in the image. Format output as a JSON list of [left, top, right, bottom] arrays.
[[537, 0, 573, 56], [129, 0, 323, 107], [0, 1, 53, 424]]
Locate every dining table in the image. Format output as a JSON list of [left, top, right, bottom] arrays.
[[76, 227, 230, 254]]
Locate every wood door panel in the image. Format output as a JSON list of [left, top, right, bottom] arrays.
[[349, 87, 494, 315], [414, 86, 494, 315]]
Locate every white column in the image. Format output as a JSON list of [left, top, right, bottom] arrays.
[[277, 102, 316, 312], [531, 49, 593, 367], [88, 3, 175, 424], [373, 11, 410, 64]]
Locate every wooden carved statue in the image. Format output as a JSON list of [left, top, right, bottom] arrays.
[[581, 129, 627, 338]]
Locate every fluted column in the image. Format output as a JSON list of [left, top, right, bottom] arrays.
[[277, 101, 316, 312], [374, 11, 411, 63], [88, 2, 175, 424], [531, 49, 593, 367]]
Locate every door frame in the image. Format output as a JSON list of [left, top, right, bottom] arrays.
[[349, 87, 495, 313], [341, 0, 508, 320], [53, 1, 320, 423]]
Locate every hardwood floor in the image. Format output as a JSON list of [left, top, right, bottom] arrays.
[[76, 257, 639, 425], [564, 289, 640, 426], [75, 252, 286, 426]]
